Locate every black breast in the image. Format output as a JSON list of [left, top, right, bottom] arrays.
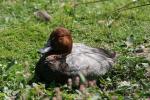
[[34, 54, 71, 84]]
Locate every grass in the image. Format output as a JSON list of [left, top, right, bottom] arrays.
[[0, 0, 150, 99]]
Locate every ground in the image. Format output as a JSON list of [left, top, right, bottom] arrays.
[[0, 0, 150, 99]]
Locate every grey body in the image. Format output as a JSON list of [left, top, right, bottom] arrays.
[[66, 43, 114, 77], [35, 43, 114, 83]]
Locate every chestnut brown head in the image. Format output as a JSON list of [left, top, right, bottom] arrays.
[[39, 27, 73, 55]]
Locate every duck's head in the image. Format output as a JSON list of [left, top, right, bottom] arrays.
[[39, 27, 73, 55]]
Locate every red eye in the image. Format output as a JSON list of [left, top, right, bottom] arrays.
[[59, 38, 63, 42]]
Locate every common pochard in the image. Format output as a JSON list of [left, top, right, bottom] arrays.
[[34, 27, 115, 84]]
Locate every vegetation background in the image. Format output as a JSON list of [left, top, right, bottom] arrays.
[[0, 0, 150, 99]]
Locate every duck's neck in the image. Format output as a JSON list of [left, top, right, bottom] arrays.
[[45, 51, 70, 57]]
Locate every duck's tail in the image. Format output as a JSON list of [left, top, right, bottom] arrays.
[[97, 48, 116, 58]]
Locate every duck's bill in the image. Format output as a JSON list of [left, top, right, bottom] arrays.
[[39, 46, 52, 54]]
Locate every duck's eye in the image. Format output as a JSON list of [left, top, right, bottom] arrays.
[[58, 38, 63, 42]]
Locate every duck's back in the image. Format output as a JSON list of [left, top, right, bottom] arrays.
[[35, 43, 115, 83], [66, 43, 114, 79]]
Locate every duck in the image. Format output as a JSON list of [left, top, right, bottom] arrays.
[[34, 27, 115, 84]]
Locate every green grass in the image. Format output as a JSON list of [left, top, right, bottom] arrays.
[[0, 0, 150, 99]]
